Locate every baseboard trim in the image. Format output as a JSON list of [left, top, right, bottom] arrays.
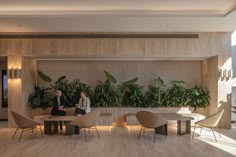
[[0, 119, 8, 121]]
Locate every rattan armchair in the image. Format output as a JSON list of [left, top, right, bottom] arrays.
[[70, 110, 100, 142], [11, 111, 43, 142], [136, 111, 168, 142], [192, 110, 224, 142]]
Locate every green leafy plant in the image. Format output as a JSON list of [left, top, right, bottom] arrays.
[[93, 80, 117, 107], [186, 86, 210, 111], [165, 80, 187, 107], [93, 72, 145, 107], [28, 85, 53, 109], [104, 71, 120, 106], [68, 79, 93, 106], [36, 70, 93, 107], [37, 70, 67, 90], [30, 70, 211, 109], [117, 78, 145, 107], [37, 70, 71, 104], [145, 76, 166, 107]]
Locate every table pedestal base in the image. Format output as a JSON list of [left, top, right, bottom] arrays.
[[177, 120, 191, 135]]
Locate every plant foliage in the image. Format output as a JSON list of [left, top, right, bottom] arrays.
[[145, 77, 166, 107], [117, 78, 145, 107], [35, 70, 93, 107], [29, 70, 210, 110], [186, 86, 210, 111], [93, 80, 117, 107], [28, 85, 53, 109], [165, 80, 187, 107]]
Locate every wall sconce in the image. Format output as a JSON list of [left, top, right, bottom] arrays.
[[223, 69, 227, 78], [218, 69, 222, 77], [8, 68, 21, 79], [228, 69, 233, 78], [219, 69, 232, 79]]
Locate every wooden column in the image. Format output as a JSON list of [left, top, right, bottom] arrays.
[[8, 55, 36, 127], [8, 55, 22, 127], [201, 56, 218, 116]]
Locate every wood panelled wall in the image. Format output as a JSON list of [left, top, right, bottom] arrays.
[[0, 32, 232, 128], [37, 60, 202, 88], [0, 33, 230, 58]]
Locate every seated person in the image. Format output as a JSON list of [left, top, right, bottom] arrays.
[[74, 91, 91, 116], [51, 89, 67, 116], [51, 89, 67, 130]]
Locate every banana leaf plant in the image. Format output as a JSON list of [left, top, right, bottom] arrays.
[[104, 71, 120, 106], [37, 70, 70, 104], [68, 79, 93, 106], [93, 72, 145, 107], [165, 80, 187, 107], [145, 76, 166, 107], [93, 80, 117, 107], [37, 70, 94, 107], [28, 85, 53, 109], [117, 77, 145, 107], [186, 86, 210, 111], [37, 70, 66, 90]]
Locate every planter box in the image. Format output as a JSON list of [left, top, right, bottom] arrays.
[[31, 107, 205, 126]]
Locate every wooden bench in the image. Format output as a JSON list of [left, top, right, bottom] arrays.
[[35, 112, 113, 126], [97, 113, 113, 126], [126, 113, 139, 125], [126, 112, 205, 126]]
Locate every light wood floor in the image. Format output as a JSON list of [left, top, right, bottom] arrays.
[[0, 122, 236, 157]]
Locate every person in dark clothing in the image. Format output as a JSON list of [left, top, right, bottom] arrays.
[[51, 90, 67, 116], [50, 90, 67, 130]]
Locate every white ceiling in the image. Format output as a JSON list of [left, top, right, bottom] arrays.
[[0, 0, 235, 11], [0, 0, 236, 32]]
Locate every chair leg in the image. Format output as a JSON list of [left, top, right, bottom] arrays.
[[95, 127, 100, 138], [211, 128, 217, 142], [192, 124, 196, 139], [60, 121, 63, 131], [164, 124, 167, 137], [70, 125, 77, 139], [143, 128, 145, 134], [216, 128, 222, 138], [18, 129, 24, 142], [84, 129, 87, 142], [39, 125, 43, 138], [12, 128, 18, 139], [32, 128, 34, 134], [70, 132, 72, 139], [138, 127, 143, 140], [154, 130, 156, 143]]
